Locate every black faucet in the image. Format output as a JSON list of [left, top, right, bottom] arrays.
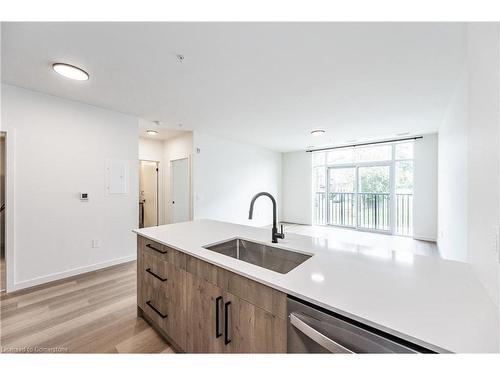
[[248, 192, 285, 243]]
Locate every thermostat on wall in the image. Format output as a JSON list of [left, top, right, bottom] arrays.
[[80, 192, 89, 201]]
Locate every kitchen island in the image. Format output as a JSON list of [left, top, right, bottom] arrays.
[[133, 219, 499, 353]]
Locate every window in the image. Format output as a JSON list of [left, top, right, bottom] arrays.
[[312, 141, 415, 236]]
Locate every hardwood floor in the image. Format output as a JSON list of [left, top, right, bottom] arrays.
[[0, 261, 174, 353], [0, 255, 5, 291]]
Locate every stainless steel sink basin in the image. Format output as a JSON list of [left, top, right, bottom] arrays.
[[203, 238, 312, 274]]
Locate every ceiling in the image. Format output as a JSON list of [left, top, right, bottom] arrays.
[[138, 119, 187, 141], [1, 22, 466, 152]]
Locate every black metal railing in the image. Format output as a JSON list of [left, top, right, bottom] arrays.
[[395, 193, 413, 236], [328, 192, 356, 227], [314, 192, 327, 225], [357, 193, 390, 231], [314, 192, 413, 236]]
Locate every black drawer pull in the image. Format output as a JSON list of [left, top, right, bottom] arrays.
[[146, 243, 167, 254], [224, 301, 232, 345], [145, 268, 167, 282], [146, 300, 168, 319], [215, 296, 223, 338]]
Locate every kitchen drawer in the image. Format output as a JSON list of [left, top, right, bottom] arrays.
[[138, 235, 186, 270], [138, 247, 187, 350]]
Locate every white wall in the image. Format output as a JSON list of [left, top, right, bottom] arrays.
[[466, 23, 500, 307], [163, 133, 193, 224], [282, 151, 312, 225], [413, 134, 438, 241], [438, 70, 468, 262], [1, 84, 139, 291], [138, 137, 164, 162], [193, 132, 281, 227]]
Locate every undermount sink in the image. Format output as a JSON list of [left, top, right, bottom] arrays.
[[203, 238, 312, 274]]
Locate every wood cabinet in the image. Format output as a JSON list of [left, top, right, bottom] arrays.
[[137, 235, 287, 353]]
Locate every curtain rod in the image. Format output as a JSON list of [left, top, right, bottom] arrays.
[[305, 136, 423, 153]]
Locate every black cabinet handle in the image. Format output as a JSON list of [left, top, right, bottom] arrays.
[[224, 301, 232, 345], [146, 300, 168, 319], [215, 296, 223, 338], [145, 268, 167, 282], [146, 243, 167, 254]]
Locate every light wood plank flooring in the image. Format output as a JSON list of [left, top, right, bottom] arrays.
[[0, 261, 173, 353]]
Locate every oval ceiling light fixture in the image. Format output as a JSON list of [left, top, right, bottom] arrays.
[[146, 129, 159, 135], [52, 63, 89, 81], [310, 129, 326, 136]]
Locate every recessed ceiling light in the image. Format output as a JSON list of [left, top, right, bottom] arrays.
[[310, 129, 326, 136], [397, 132, 410, 136], [146, 130, 159, 135], [346, 139, 358, 143], [52, 63, 89, 81]]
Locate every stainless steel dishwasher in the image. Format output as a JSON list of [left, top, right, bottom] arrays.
[[287, 296, 434, 353]]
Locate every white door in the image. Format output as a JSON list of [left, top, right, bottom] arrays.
[[170, 158, 190, 223]]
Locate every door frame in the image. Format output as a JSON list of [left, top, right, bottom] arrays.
[[2, 130, 15, 292], [169, 156, 192, 223], [139, 159, 160, 227]]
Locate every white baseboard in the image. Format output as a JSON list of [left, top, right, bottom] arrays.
[[413, 234, 437, 242], [10, 255, 137, 292]]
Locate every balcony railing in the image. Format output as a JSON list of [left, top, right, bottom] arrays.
[[314, 192, 413, 236]]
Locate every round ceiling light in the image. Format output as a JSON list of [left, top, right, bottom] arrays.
[[146, 129, 159, 135], [310, 129, 326, 136], [52, 63, 89, 81]]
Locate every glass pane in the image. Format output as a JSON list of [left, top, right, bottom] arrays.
[[328, 168, 356, 227], [329, 168, 356, 193], [313, 167, 326, 225], [313, 166, 326, 193], [358, 166, 390, 193], [355, 145, 391, 163], [395, 160, 413, 194], [327, 148, 355, 164], [312, 152, 326, 166], [395, 142, 413, 160]]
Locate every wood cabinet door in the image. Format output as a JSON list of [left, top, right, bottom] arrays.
[[185, 272, 225, 353], [222, 291, 287, 353]]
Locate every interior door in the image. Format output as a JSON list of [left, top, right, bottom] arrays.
[[170, 158, 190, 223], [327, 167, 357, 227], [139, 161, 158, 228], [357, 165, 391, 232]]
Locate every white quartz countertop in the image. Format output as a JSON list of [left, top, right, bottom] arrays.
[[133, 219, 499, 353]]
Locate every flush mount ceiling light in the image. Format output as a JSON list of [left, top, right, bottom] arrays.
[[52, 63, 89, 81], [310, 129, 326, 136], [146, 129, 159, 135]]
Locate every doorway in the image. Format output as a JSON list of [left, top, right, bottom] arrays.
[[139, 160, 159, 228], [1, 132, 5, 291], [170, 157, 190, 223]]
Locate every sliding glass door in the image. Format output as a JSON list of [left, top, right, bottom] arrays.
[[313, 142, 414, 236]]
